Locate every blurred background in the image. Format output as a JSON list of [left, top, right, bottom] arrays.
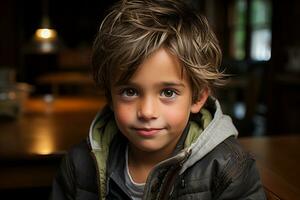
[[0, 0, 299, 199]]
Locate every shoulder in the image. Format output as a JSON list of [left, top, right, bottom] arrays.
[[60, 140, 98, 193], [207, 137, 266, 199], [67, 140, 92, 163], [183, 136, 255, 179], [211, 136, 253, 163], [180, 137, 254, 187], [171, 137, 263, 199], [204, 136, 255, 179], [194, 136, 262, 197]]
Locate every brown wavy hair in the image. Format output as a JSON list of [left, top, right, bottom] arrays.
[[92, 0, 225, 102]]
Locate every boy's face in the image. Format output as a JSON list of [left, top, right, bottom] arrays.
[[111, 48, 208, 156]]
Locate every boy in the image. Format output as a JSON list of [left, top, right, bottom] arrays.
[[51, 0, 266, 199]]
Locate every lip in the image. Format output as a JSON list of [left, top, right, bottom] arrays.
[[133, 128, 163, 137]]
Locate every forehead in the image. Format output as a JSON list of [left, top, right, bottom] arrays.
[[113, 48, 188, 86]]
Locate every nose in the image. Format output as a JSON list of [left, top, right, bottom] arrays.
[[137, 96, 158, 121]]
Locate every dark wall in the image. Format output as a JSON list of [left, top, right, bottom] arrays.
[[0, 0, 18, 68], [19, 0, 118, 48], [0, 0, 118, 69], [267, 0, 300, 134]]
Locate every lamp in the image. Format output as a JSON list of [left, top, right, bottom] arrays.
[[34, 18, 58, 41], [27, 0, 63, 54]]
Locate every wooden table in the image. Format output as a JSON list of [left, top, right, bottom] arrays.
[[239, 136, 300, 200], [0, 96, 106, 189]]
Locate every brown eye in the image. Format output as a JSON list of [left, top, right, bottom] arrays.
[[122, 88, 137, 97], [161, 89, 176, 98]]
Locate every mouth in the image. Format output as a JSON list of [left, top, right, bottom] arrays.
[[133, 127, 164, 137]]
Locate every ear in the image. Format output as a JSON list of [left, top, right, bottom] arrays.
[[190, 88, 209, 114]]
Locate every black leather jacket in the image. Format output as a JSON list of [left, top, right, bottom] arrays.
[[50, 135, 266, 200]]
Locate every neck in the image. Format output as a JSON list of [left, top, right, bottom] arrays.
[[129, 146, 171, 167], [127, 144, 174, 183]]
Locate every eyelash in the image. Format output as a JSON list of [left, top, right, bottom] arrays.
[[119, 88, 138, 97], [118, 88, 180, 99], [160, 88, 179, 99]]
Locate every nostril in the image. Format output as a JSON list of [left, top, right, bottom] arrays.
[[137, 109, 156, 120], [137, 107, 157, 120]]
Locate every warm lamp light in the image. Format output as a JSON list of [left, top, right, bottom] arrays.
[[29, 26, 62, 53], [34, 15, 57, 41], [34, 28, 57, 40]]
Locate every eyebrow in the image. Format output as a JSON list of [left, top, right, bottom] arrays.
[[159, 81, 186, 88], [114, 81, 186, 88]]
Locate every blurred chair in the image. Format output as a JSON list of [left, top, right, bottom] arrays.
[[37, 72, 95, 96], [36, 47, 102, 96]]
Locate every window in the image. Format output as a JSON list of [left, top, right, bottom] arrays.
[[229, 0, 272, 61], [250, 0, 272, 61], [228, 0, 247, 60]]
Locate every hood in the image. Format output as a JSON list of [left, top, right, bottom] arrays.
[[180, 98, 238, 173], [88, 106, 117, 200], [88, 105, 117, 151]]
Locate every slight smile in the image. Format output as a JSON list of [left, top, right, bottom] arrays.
[[133, 128, 164, 137]]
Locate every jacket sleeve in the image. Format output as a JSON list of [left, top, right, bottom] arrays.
[[215, 151, 267, 200], [50, 154, 76, 200], [49, 141, 99, 200]]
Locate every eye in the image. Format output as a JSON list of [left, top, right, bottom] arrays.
[[161, 89, 177, 98], [121, 88, 138, 97]]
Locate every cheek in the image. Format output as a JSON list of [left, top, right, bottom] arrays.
[[113, 104, 135, 128], [168, 97, 192, 120], [163, 105, 190, 128]]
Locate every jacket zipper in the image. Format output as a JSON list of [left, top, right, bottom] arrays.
[[142, 148, 192, 200]]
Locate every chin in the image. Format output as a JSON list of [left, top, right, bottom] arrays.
[[133, 141, 163, 153]]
